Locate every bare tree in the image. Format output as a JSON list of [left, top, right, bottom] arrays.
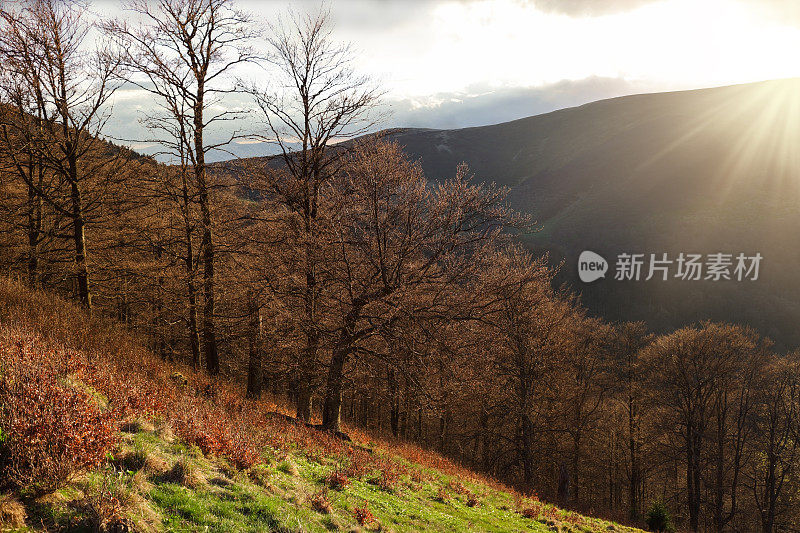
[[318, 140, 526, 432], [104, 0, 259, 374], [475, 246, 571, 491], [0, 0, 123, 310], [610, 321, 653, 520], [750, 354, 800, 533], [641, 322, 765, 532], [0, 77, 47, 288], [247, 8, 382, 421]]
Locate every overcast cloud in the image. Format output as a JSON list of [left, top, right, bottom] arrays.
[[94, 0, 800, 161]]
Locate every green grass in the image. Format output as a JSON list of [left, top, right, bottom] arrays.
[[16, 421, 644, 532], [150, 483, 287, 532], [5, 379, 643, 533], [140, 425, 640, 531]]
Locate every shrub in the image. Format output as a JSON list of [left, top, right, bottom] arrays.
[[0, 353, 116, 494], [174, 415, 260, 470], [369, 468, 399, 493], [343, 450, 371, 479], [645, 500, 674, 533], [310, 488, 332, 514], [562, 511, 583, 526], [449, 480, 469, 495], [466, 493, 479, 507], [352, 501, 374, 526], [434, 485, 451, 503], [520, 502, 542, 519], [326, 468, 350, 490]]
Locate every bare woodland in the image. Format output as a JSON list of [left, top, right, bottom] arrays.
[[1, 1, 799, 531]]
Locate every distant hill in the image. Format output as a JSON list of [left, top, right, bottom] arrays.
[[385, 79, 800, 349], [214, 79, 800, 349]]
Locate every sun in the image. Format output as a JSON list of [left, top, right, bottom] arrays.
[[385, 0, 800, 99]]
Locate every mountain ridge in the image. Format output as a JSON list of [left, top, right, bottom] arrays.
[[216, 77, 800, 348], [382, 78, 800, 347]]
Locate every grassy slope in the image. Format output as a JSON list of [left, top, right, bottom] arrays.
[[0, 279, 643, 533]]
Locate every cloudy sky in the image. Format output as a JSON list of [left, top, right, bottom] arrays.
[[95, 0, 800, 159]]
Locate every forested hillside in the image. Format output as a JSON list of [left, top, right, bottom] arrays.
[[0, 277, 642, 532], [384, 79, 800, 348], [1, 1, 799, 532]]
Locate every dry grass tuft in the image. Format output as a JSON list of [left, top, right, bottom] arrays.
[[161, 457, 204, 488], [120, 418, 154, 434], [142, 454, 170, 477], [247, 464, 271, 487], [112, 446, 149, 473], [368, 468, 399, 493], [277, 459, 299, 477], [81, 468, 136, 533], [0, 493, 26, 528]]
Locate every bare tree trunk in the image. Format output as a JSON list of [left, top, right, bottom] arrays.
[[296, 386, 313, 421], [181, 173, 201, 369], [628, 398, 641, 520], [69, 176, 90, 310], [155, 248, 168, 360], [713, 403, 726, 533], [322, 345, 348, 431], [762, 455, 776, 533], [296, 239, 317, 421], [26, 169, 41, 288], [558, 462, 571, 506], [518, 366, 535, 490], [687, 428, 701, 532], [297, 270, 316, 420], [323, 307, 361, 431], [186, 277, 201, 368], [521, 414, 534, 489], [401, 379, 410, 438], [573, 432, 582, 504], [194, 97, 218, 375], [388, 367, 400, 437], [246, 291, 263, 399]]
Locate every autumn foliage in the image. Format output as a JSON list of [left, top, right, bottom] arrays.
[[0, 278, 431, 500], [2, 2, 800, 531], [0, 335, 115, 494]]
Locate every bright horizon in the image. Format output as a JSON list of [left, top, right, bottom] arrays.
[[93, 0, 800, 158]]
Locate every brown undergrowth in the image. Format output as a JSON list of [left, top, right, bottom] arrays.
[[0, 279, 428, 497]]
